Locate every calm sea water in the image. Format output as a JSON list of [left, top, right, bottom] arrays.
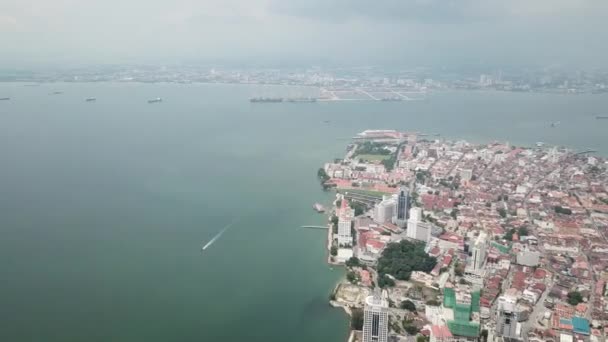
[[0, 83, 607, 342]]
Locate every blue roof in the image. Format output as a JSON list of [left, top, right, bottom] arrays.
[[572, 316, 590, 335]]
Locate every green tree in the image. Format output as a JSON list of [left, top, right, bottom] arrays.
[[518, 227, 529, 236], [346, 257, 361, 268], [417, 336, 429, 342], [498, 208, 507, 218], [403, 323, 419, 335], [346, 271, 358, 284], [351, 308, 364, 330], [377, 240, 437, 283], [426, 299, 441, 306], [400, 300, 417, 312], [330, 246, 338, 256], [481, 329, 488, 342], [567, 291, 584, 305], [330, 215, 339, 225]]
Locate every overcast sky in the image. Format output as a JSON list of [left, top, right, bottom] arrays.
[[1, 0, 607, 68]]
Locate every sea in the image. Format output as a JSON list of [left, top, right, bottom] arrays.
[[0, 82, 607, 342]]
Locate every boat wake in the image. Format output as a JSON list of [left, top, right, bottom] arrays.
[[201, 218, 239, 251]]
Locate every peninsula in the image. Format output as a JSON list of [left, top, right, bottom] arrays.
[[320, 129, 608, 342]]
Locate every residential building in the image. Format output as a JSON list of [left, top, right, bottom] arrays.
[[516, 250, 540, 267], [470, 232, 487, 271], [363, 290, 389, 342], [338, 197, 353, 246], [373, 195, 396, 224], [407, 207, 431, 243], [497, 295, 520, 340]]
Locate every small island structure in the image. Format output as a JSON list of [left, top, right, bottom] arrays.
[[318, 129, 608, 342]]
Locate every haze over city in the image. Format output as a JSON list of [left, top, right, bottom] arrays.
[[1, 0, 608, 68]]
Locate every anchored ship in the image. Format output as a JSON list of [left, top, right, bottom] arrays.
[[85, 97, 96, 102], [313, 203, 325, 213], [148, 97, 162, 103], [250, 97, 283, 103]]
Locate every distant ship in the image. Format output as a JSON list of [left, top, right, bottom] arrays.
[[286, 97, 317, 103], [596, 116, 608, 119], [550, 121, 561, 127], [250, 97, 283, 103], [0, 97, 10, 101], [85, 97, 96, 102], [313, 203, 325, 213], [148, 98, 162, 103], [380, 97, 402, 102], [50, 91, 63, 95]]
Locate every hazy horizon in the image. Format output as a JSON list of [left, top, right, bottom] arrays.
[[1, 1, 608, 69]]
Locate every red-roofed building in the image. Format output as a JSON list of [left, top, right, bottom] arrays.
[[430, 325, 453, 342]]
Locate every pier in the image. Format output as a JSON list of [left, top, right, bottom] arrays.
[[300, 225, 329, 230]]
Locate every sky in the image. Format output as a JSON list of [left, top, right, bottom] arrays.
[[1, 0, 608, 68]]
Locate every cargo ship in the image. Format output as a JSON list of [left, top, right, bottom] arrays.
[[148, 97, 162, 103], [0, 97, 10, 101], [596, 116, 608, 119], [85, 97, 96, 102], [313, 203, 325, 213], [249, 97, 283, 103], [286, 97, 317, 103]]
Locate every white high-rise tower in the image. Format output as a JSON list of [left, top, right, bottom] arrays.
[[363, 290, 389, 342]]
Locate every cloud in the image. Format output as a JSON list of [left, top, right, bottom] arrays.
[[0, 0, 607, 67]]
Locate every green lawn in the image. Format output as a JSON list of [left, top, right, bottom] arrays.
[[355, 154, 392, 161], [339, 189, 392, 198]]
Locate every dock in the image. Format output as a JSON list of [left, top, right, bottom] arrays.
[[300, 225, 329, 230]]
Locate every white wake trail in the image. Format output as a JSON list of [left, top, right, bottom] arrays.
[[201, 219, 239, 251]]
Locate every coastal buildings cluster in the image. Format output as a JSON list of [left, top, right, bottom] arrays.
[[3, 65, 608, 95], [324, 130, 608, 342]]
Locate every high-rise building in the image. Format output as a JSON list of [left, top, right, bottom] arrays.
[[395, 186, 409, 228], [373, 195, 396, 224], [497, 295, 519, 340], [363, 290, 389, 342], [407, 207, 431, 243], [471, 232, 487, 271], [338, 196, 353, 246]]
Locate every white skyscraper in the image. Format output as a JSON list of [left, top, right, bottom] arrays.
[[363, 290, 389, 342], [373, 195, 396, 224], [497, 295, 519, 340], [471, 232, 488, 271], [407, 207, 431, 243], [338, 197, 353, 246]]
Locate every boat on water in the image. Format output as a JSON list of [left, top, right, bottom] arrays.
[[50, 91, 63, 95], [0, 97, 10, 101], [313, 203, 325, 213], [596, 116, 608, 119], [250, 97, 283, 103], [85, 97, 96, 102], [550, 121, 561, 127], [148, 97, 162, 103]]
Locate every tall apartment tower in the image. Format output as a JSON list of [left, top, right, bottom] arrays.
[[471, 231, 488, 271], [337, 196, 353, 246], [395, 186, 409, 228], [497, 296, 519, 340], [363, 290, 389, 342]]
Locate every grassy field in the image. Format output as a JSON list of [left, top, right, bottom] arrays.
[[338, 189, 392, 198], [355, 154, 392, 161]]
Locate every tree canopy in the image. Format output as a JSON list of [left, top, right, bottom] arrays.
[[376, 240, 437, 286], [400, 300, 417, 312], [567, 291, 584, 305]]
